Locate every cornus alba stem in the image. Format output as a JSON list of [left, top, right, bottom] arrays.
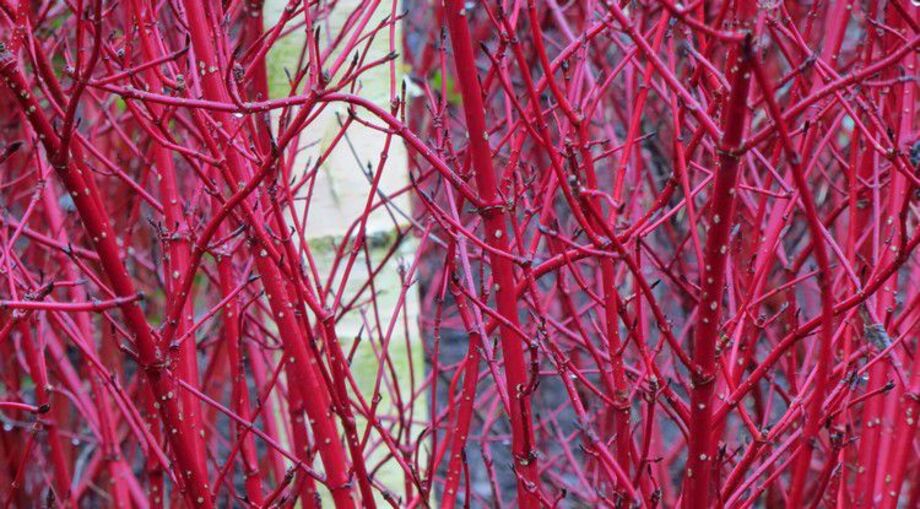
[[1, 0, 918, 507], [443, 0, 542, 506], [683, 37, 753, 509]]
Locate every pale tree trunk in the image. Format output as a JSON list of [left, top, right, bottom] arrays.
[[264, 0, 424, 503]]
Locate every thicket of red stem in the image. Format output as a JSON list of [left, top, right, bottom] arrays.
[[0, 0, 918, 506]]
